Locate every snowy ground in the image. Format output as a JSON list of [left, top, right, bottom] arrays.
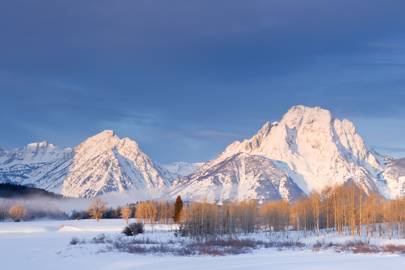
[[0, 219, 405, 270]]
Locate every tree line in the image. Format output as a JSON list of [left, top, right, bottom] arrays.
[[80, 197, 184, 224], [0, 196, 185, 223], [3, 183, 405, 241]]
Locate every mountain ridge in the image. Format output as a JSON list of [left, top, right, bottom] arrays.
[[0, 130, 177, 198], [1, 105, 404, 201]]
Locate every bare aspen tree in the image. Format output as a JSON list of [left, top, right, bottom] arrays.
[[309, 192, 321, 233], [157, 201, 174, 224], [120, 205, 132, 224], [9, 204, 27, 222], [88, 198, 107, 222]]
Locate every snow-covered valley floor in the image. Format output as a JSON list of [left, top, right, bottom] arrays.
[[1, 219, 405, 270]]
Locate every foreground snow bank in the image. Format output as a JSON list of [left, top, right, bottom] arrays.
[[0, 219, 177, 234], [1, 219, 405, 270]]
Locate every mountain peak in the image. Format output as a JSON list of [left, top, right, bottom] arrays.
[[286, 105, 329, 115], [91, 129, 116, 140], [174, 105, 396, 202], [78, 130, 120, 149], [281, 105, 332, 126], [61, 130, 170, 198], [26, 141, 55, 149]]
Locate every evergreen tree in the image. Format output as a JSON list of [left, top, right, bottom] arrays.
[[173, 195, 184, 223]]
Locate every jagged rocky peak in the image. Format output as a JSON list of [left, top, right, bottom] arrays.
[[26, 141, 54, 149], [78, 130, 117, 148], [224, 105, 377, 164], [24, 141, 64, 157], [1, 140, 71, 166], [282, 105, 332, 124], [74, 130, 142, 157]]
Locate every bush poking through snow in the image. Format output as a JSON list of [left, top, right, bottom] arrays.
[[70, 237, 81, 245], [122, 222, 144, 236]]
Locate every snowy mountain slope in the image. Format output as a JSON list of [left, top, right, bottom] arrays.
[[382, 158, 405, 199], [171, 153, 305, 202], [173, 105, 399, 202], [61, 130, 173, 198], [162, 162, 203, 177], [0, 142, 73, 192]]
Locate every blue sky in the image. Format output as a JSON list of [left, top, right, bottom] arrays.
[[1, 0, 405, 163]]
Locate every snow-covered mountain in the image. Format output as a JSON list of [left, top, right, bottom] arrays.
[[170, 153, 305, 202], [0, 131, 175, 198], [1, 105, 405, 201], [172, 105, 402, 202], [0, 142, 73, 192], [61, 130, 172, 198], [382, 158, 405, 199], [163, 162, 203, 177]]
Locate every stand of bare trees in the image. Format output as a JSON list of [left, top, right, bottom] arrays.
[[134, 201, 175, 224], [177, 183, 405, 239], [179, 201, 258, 238], [263, 183, 405, 238]]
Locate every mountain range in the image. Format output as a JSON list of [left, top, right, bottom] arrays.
[[1, 105, 404, 201]]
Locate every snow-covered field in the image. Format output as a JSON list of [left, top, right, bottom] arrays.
[[1, 219, 404, 270]]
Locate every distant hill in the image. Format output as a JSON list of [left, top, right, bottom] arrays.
[[0, 183, 63, 199]]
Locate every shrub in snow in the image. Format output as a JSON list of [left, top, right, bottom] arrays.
[[122, 222, 144, 236], [70, 237, 80, 245]]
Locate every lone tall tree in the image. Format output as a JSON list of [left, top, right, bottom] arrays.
[[173, 195, 184, 223]]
